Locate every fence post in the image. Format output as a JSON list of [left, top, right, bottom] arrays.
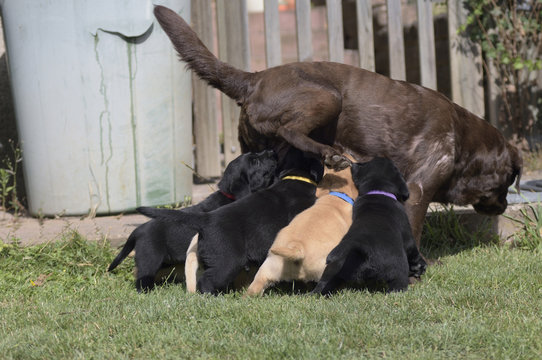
[[216, 0, 249, 166], [356, 0, 375, 71], [264, 0, 282, 67], [326, 0, 344, 63], [448, 0, 485, 118], [192, 0, 221, 178], [387, 0, 406, 81], [416, 0, 437, 90], [295, 0, 313, 62]]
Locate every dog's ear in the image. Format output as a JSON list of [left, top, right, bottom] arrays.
[[396, 181, 410, 202], [308, 156, 324, 183], [405, 182, 423, 205], [350, 163, 365, 184], [247, 158, 273, 193], [396, 176, 410, 202]]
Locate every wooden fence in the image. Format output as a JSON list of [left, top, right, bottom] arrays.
[[190, 0, 485, 177]]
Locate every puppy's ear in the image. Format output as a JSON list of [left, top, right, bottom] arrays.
[[309, 157, 324, 183], [406, 182, 423, 205], [247, 165, 270, 193], [350, 163, 364, 182], [396, 180, 410, 202]]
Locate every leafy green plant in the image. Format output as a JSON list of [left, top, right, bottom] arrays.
[[0, 140, 23, 216], [459, 0, 542, 145], [504, 202, 542, 251], [156, 195, 193, 210]]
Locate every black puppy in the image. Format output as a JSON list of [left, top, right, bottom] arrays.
[[138, 148, 323, 294], [108, 150, 277, 292], [312, 157, 427, 294]]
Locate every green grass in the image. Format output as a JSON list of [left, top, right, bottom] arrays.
[[1, 226, 542, 359]]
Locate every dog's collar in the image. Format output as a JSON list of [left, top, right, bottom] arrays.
[[364, 190, 397, 201], [281, 175, 317, 186], [328, 191, 354, 205], [220, 191, 236, 200]]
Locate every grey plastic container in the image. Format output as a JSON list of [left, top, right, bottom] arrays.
[[1, 0, 193, 216]]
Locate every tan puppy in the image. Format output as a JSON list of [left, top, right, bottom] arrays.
[[245, 165, 358, 296]]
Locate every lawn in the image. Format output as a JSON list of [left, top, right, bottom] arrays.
[[1, 217, 541, 359]]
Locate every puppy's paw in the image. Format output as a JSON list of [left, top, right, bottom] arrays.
[[408, 259, 427, 278], [324, 154, 351, 171]]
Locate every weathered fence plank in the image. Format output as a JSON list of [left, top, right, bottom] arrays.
[[264, 0, 282, 67], [326, 0, 344, 63], [448, 0, 484, 117], [191, 0, 221, 177], [216, 0, 249, 165], [295, 0, 313, 61], [416, 0, 437, 90], [387, 0, 406, 81], [356, 0, 375, 71]]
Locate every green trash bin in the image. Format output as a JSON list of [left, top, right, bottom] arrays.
[[1, 0, 193, 216]]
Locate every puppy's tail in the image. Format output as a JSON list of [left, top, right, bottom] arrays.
[[108, 231, 136, 272], [270, 241, 305, 261], [154, 5, 251, 103], [136, 206, 206, 232]]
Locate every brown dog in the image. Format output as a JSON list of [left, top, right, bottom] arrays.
[[154, 6, 522, 245], [245, 164, 358, 296]]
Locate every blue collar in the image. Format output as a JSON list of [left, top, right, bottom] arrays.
[[364, 190, 397, 201], [328, 191, 355, 205]]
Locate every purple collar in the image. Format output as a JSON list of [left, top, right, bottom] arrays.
[[364, 190, 397, 201]]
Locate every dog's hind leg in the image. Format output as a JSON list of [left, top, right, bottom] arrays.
[[134, 244, 166, 293], [185, 235, 199, 293], [135, 256, 164, 293], [252, 88, 350, 170], [311, 256, 347, 295], [245, 255, 285, 296]]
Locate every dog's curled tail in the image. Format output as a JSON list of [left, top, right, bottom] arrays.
[[154, 5, 251, 103], [136, 206, 206, 232], [108, 232, 136, 272], [270, 241, 305, 261]]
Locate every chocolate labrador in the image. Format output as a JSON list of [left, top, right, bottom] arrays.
[[312, 158, 427, 294], [108, 150, 277, 292], [153, 5, 522, 246]]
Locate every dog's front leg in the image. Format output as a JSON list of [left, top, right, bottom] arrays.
[[404, 198, 431, 249]]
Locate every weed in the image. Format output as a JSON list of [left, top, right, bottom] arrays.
[[504, 202, 542, 251], [0, 140, 23, 217], [421, 205, 500, 258], [156, 195, 193, 210], [523, 145, 542, 174]]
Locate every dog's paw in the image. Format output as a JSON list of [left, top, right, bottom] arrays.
[[408, 260, 427, 278], [324, 154, 351, 171]]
